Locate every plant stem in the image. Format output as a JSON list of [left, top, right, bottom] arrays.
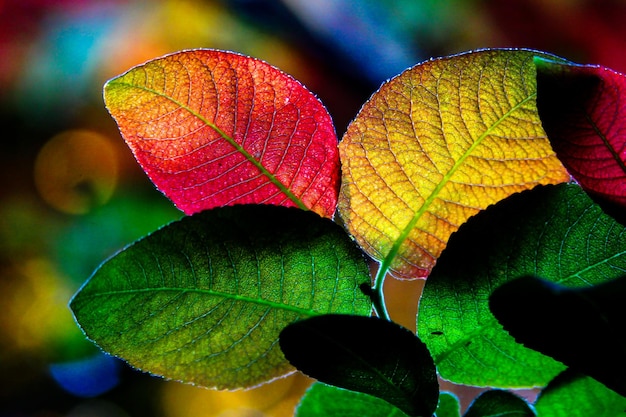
[[372, 266, 390, 321]]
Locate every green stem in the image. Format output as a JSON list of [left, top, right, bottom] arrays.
[[372, 266, 390, 321]]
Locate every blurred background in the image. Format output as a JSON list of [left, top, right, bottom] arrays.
[[2, 0, 626, 416]]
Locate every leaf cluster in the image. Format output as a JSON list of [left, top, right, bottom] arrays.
[[70, 48, 626, 416]]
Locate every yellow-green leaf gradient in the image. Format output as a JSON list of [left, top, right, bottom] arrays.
[[339, 49, 570, 280]]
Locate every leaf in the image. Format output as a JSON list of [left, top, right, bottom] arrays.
[[295, 382, 410, 417], [417, 183, 626, 388], [534, 370, 626, 417], [463, 390, 535, 417], [104, 49, 340, 218], [436, 392, 461, 417], [338, 49, 570, 280], [279, 314, 439, 417], [70, 205, 372, 389], [490, 276, 626, 397], [535, 57, 626, 212]]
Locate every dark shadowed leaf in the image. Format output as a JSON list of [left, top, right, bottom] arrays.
[[464, 390, 534, 417], [490, 276, 626, 397], [280, 314, 439, 417], [70, 205, 372, 389]]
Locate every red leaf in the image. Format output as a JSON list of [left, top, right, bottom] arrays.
[[536, 57, 626, 208], [104, 50, 340, 217]]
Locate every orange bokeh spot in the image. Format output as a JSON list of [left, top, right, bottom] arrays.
[[34, 129, 119, 215], [161, 373, 313, 417]]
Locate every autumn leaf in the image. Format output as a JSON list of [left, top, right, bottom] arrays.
[[338, 49, 570, 280], [70, 205, 371, 389], [104, 49, 340, 218], [535, 57, 626, 210]]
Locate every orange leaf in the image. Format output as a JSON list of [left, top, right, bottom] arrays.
[[104, 49, 340, 217], [338, 49, 570, 280]]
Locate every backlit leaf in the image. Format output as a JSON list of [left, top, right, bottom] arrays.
[[70, 205, 372, 389], [534, 370, 626, 417], [536, 57, 626, 211], [490, 276, 626, 397], [104, 49, 340, 218], [338, 49, 570, 279], [295, 382, 410, 417], [417, 183, 626, 387], [435, 392, 461, 417], [280, 314, 439, 417]]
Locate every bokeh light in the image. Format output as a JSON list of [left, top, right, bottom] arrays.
[[34, 129, 119, 215], [161, 373, 313, 417], [0, 257, 76, 354], [50, 353, 121, 398]]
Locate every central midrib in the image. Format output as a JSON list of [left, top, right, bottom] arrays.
[[111, 79, 308, 210], [78, 285, 320, 317]]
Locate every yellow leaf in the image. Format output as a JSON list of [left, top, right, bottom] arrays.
[[338, 49, 570, 280]]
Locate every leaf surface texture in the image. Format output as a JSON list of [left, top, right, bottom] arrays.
[[339, 49, 570, 279], [70, 205, 371, 389], [104, 49, 340, 217], [417, 183, 626, 387]]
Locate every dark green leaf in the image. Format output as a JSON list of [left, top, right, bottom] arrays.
[[490, 276, 626, 396], [296, 382, 410, 417], [464, 390, 535, 417], [534, 369, 626, 417], [70, 205, 372, 389], [280, 314, 439, 417], [417, 183, 626, 387]]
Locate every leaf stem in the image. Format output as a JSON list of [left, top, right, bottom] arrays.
[[372, 267, 390, 321]]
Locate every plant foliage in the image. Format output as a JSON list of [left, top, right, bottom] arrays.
[[71, 48, 626, 416]]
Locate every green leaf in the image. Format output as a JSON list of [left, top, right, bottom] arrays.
[[417, 183, 626, 388], [436, 392, 461, 417], [490, 276, 626, 397], [296, 382, 410, 417], [70, 205, 372, 389], [534, 370, 626, 417], [464, 390, 535, 417], [280, 314, 439, 417]]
